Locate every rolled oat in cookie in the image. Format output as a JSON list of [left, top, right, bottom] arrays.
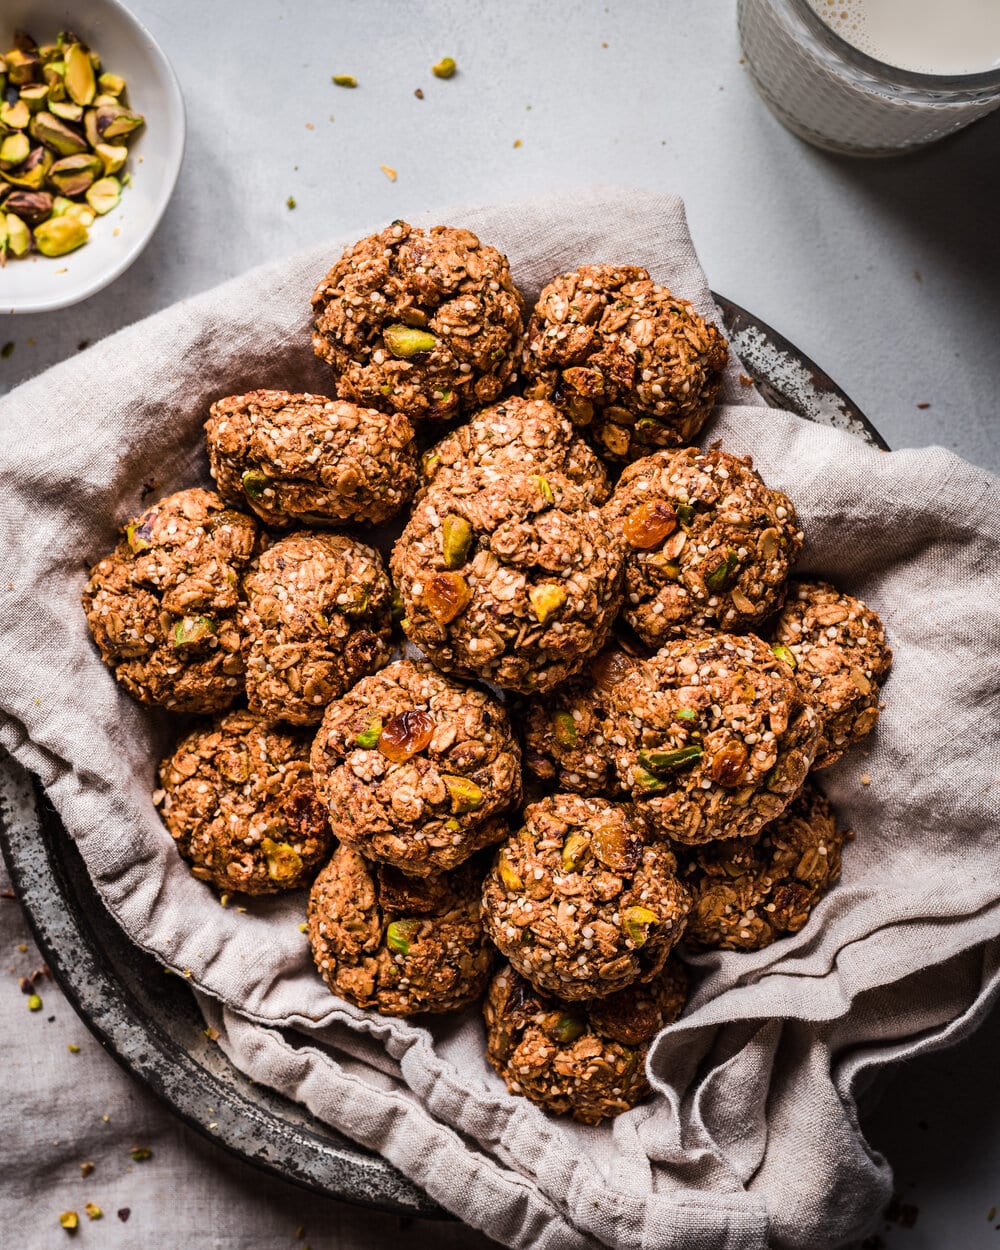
[[483, 958, 688, 1124], [481, 794, 690, 1000], [391, 468, 624, 694], [520, 264, 728, 462], [418, 395, 609, 504], [522, 647, 640, 797], [309, 659, 520, 876], [241, 531, 393, 726], [156, 709, 333, 895], [607, 633, 820, 844], [603, 446, 802, 647], [311, 221, 525, 422], [681, 783, 843, 950], [771, 580, 891, 769], [205, 389, 418, 527], [308, 845, 492, 1015], [82, 488, 259, 713]]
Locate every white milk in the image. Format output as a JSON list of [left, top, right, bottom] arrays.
[[738, 0, 1000, 153], [808, 0, 1000, 76]]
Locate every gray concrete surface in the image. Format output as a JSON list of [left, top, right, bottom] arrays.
[[1, 2, 997, 1246]]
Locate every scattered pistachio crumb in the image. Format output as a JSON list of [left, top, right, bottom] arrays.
[[414, 87, 424, 99], [916, 402, 930, 409], [513, 139, 522, 148], [298, 922, 308, 933], [68, 1043, 80, 1053], [1, 342, 14, 359], [380, 164, 397, 181], [204, 1026, 220, 1041], [305, 122, 315, 130], [183, 969, 192, 978], [27, 993, 42, 1011], [286, 196, 297, 210], [59, 1211, 79, 1231], [17, 943, 27, 952], [432, 57, 457, 79], [80, 1162, 94, 1178], [129, 1146, 152, 1162], [219, 893, 230, 908], [332, 74, 357, 88], [860, 773, 872, 786], [84, 1203, 103, 1221], [101, 1114, 110, 1122], [739, 373, 754, 386]]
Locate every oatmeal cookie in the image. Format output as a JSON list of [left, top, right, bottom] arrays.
[[156, 709, 333, 894], [481, 795, 690, 1000], [311, 221, 525, 422], [607, 633, 820, 844], [483, 959, 688, 1124], [681, 784, 843, 950], [522, 648, 639, 797], [205, 389, 418, 527], [391, 470, 624, 694], [520, 264, 728, 462], [772, 580, 891, 769], [242, 531, 393, 726], [310, 659, 520, 876], [82, 488, 259, 712], [419, 396, 609, 504], [603, 447, 802, 647], [308, 845, 492, 1015]]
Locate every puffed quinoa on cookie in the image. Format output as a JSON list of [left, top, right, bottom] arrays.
[[311, 221, 525, 422], [308, 845, 493, 1015], [310, 659, 520, 876], [82, 488, 259, 713], [241, 531, 393, 726], [483, 958, 688, 1124], [681, 783, 843, 950], [606, 633, 820, 844], [419, 396, 609, 504], [521, 264, 728, 462], [391, 469, 624, 694], [771, 580, 891, 769], [205, 389, 418, 527], [481, 794, 690, 1000], [603, 447, 802, 647], [522, 648, 639, 797], [156, 709, 333, 894]]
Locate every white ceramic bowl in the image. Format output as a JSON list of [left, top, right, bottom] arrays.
[[1, 0, 184, 314]]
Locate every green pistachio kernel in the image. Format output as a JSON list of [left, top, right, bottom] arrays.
[[529, 582, 567, 624], [171, 615, 215, 648], [771, 643, 797, 669], [386, 918, 421, 955], [676, 707, 697, 721], [332, 74, 358, 87], [241, 468, 270, 499], [432, 57, 457, 79], [498, 850, 523, 891], [441, 774, 484, 814], [553, 1014, 586, 1044], [531, 473, 555, 504], [560, 831, 591, 872], [552, 710, 578, 747], [621, 905, 659, 947], [441, 514, 473, 568], [261, 838, 303, 884], [704, 549, 740, 593], [675, 503, 695, 527], [639, 745, 702, 773], [354, 717, 383, 749], [383, 323, 437, 358], [633, 765, 669, 793]]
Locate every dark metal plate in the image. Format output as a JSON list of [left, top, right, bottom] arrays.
[[0, 295, 885, 1216]]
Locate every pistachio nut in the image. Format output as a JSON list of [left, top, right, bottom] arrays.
[[531, 473, 555, 505], [632, 765, 669, 793], [64, 43, 96, 105], [528, 582, 567, 624], [59, 1211, 79, 1231], [354, 716, 383, 749], [94, 141, 127, 174], [42, 60, 65, 90], [383, 323, 437, 358], [560, 831, 591, 872], [552, 1013, 586, 1044], [385, 918, 421, 955], [440, 773, 484, 814], [171, 615, 216, 648], [93, 101, 144, 140], [551, 710, 578, 747], [675, 502, 695, 527], [771, 643, 796, 669], [704, 549, 740, 593], [4, 48, 39, 86], [5, 213, 30, 256], [49, 98, 83, 123], [49, 152, 102, 196], [0, 99, 30, 130], [97, 71, 125, 97], [51, 197, 95, 227], [241, 468, 270, 499], [85, 175, 121, 214], [0, 133, 30, 170], [638, 745, 702, 774], [33, 214, 87, 255], [440, 513, 473, 568], [621, 905, 659, 946], [260, 837, 303, 884], [5, 188, 53, 224], [0, 144, 50, 189], [432, 57, 457, 78], [18, 83, 49, 113], [29, 110, 89, 156], [332, 74, 358, 87], [497, 850, 523, 892]]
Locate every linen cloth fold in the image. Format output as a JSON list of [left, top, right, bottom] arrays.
[[1, 188, 998, 1250]]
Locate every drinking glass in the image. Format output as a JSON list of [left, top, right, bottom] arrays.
[[737, 0, 1000, 155]]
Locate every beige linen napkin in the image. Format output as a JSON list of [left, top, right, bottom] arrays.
[[1, 188, 998, 1250]]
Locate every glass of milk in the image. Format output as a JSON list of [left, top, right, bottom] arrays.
[[737, 0, 1000, 154]]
